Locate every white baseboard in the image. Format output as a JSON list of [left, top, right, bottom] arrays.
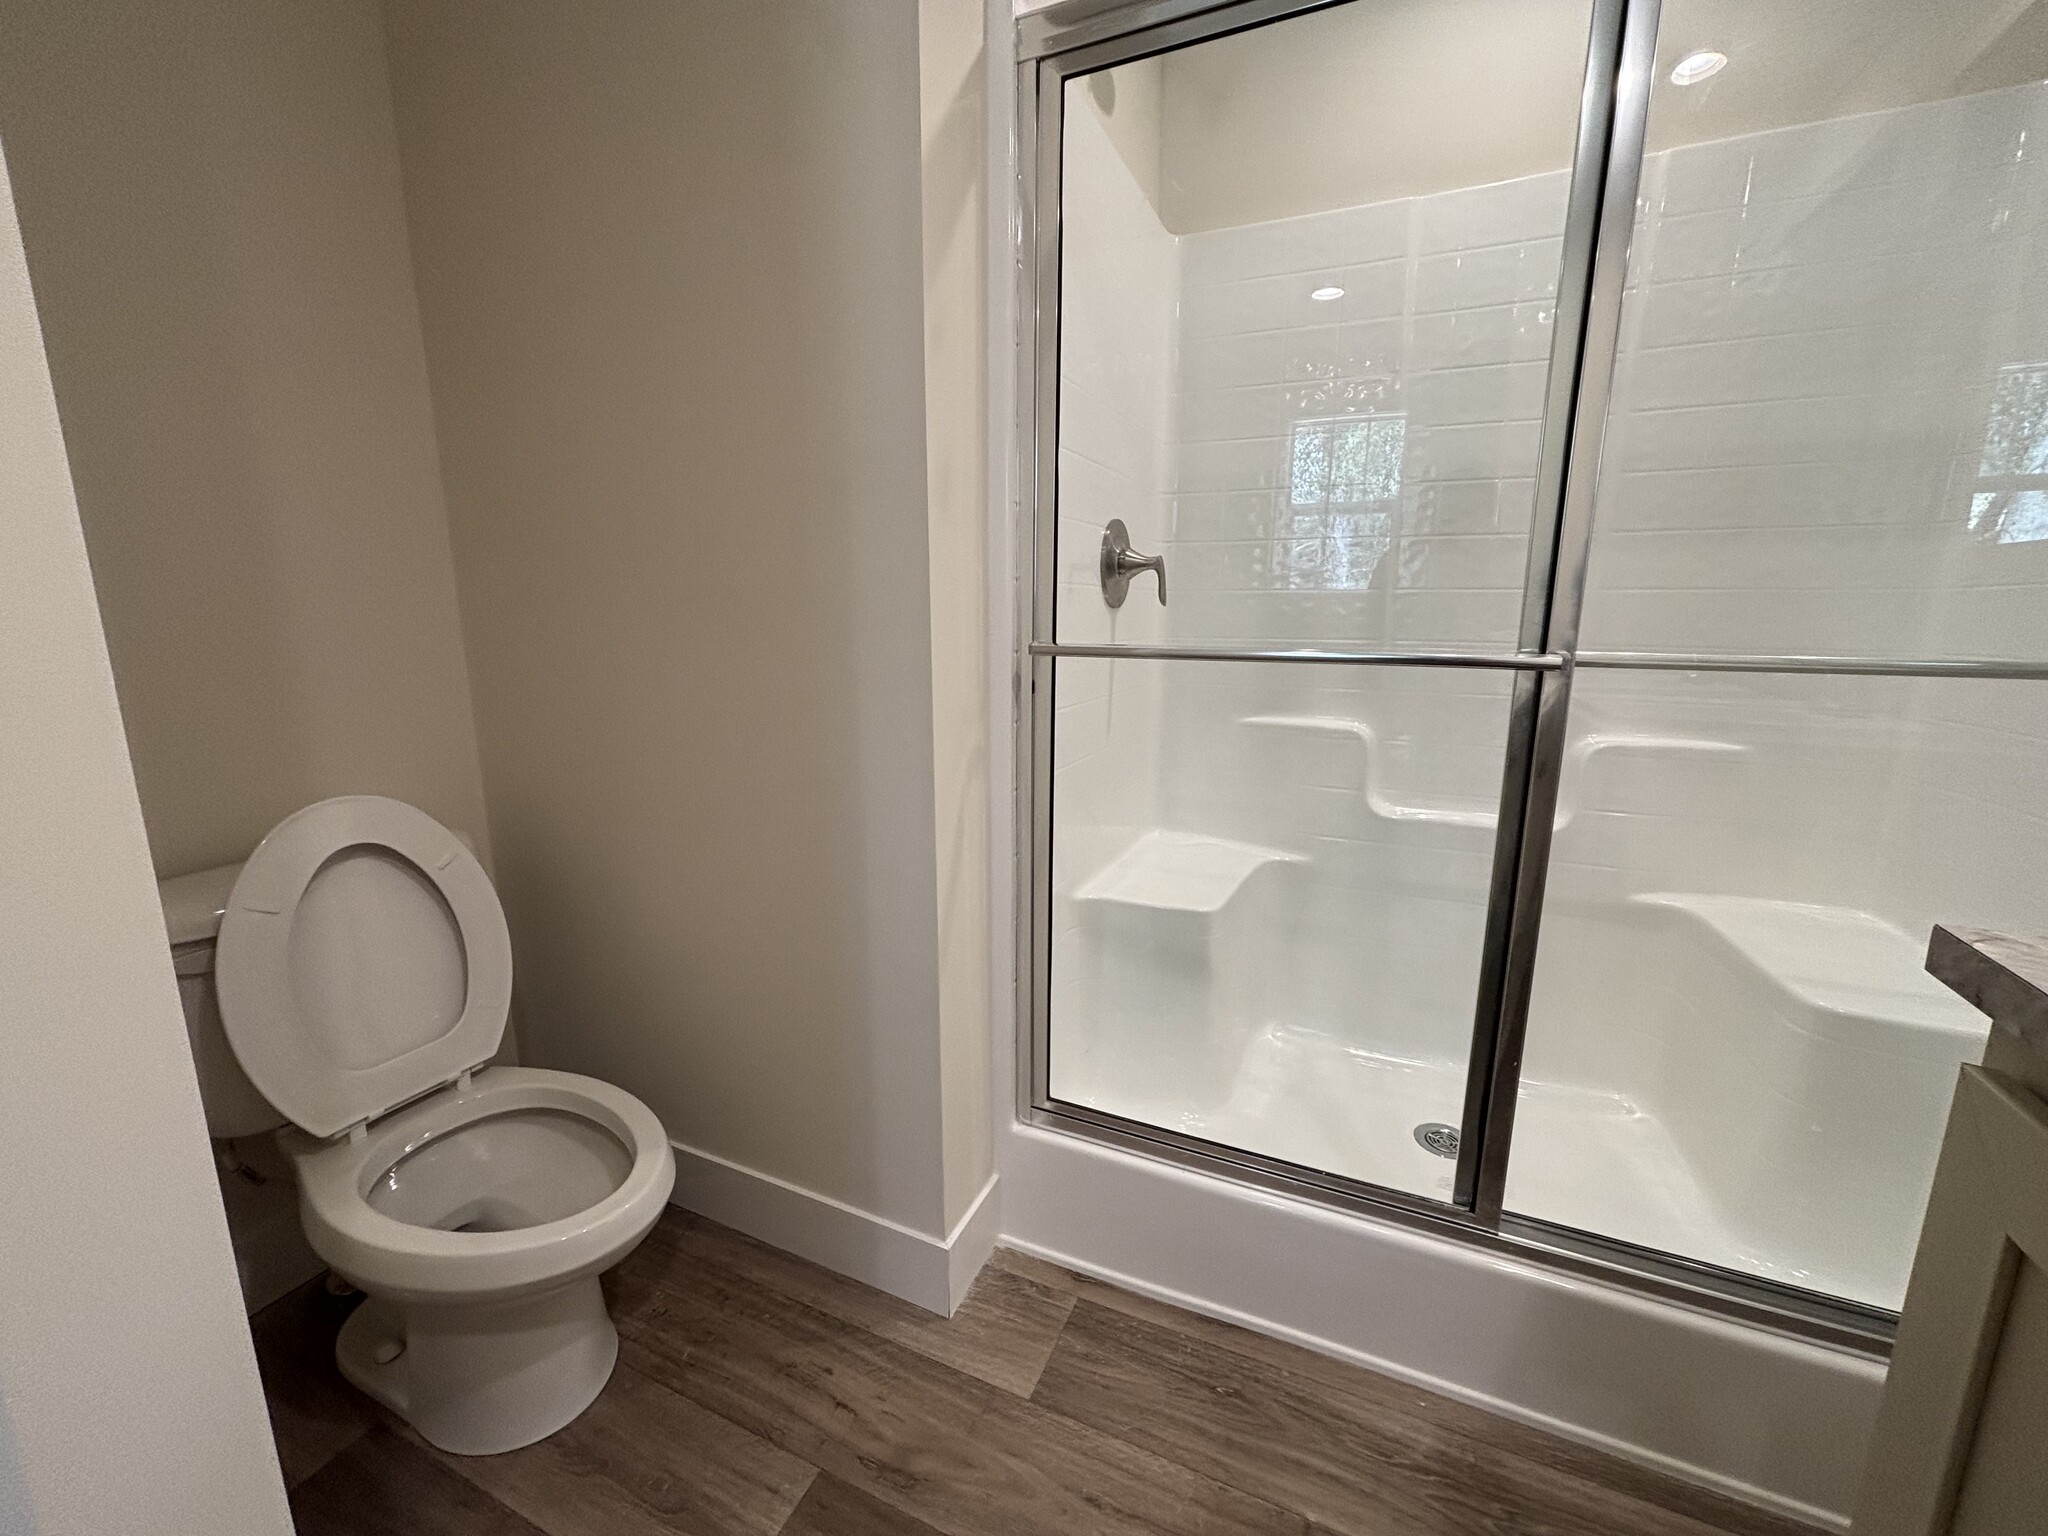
[[944, 1169, 1003, 1310], [667, 1137, 999, 1316], [1001, 1120, 1882, 1527]]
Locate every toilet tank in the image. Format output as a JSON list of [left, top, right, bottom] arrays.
[[158, 861, 286, 1140]]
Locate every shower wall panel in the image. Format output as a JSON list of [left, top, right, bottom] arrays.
[[1049, 93, 1178, 1069], [1516, 83, 2048, 1305], [1049, 71, 2047, 1284], [1574, 83, 2048, 942], [1154, 169, 1569, 1063], [1125, 86, 2048, 1068]]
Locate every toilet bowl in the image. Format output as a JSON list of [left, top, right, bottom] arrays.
[[201, 795, 676, 1455], [288, 1067, 672, 1453]]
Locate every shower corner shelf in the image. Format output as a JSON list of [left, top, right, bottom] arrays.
[[1240, 713, 1751, 833], [1240, 714, 1498, 830]]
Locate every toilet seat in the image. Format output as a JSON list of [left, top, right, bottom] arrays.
[[216, 796, 514, 1139], [288, 1066, 675, 1306]]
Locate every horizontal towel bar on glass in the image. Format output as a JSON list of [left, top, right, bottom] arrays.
[[1028, 642, 1566, 670], [1575, 652, 2048, 681], [1029, 645, 2048, 680]]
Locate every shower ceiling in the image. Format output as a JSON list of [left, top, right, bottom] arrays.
[[1117, 0, 2048, 230]]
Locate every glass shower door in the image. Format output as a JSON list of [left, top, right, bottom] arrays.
[[1505, 0, 2048, 1310], [1034, 0, 1603, 1203]]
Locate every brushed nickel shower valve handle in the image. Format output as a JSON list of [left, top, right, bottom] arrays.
[[1100, 519, 1166, 608]]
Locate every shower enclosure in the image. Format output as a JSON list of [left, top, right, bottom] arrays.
[[1018, 0, 2048, 1339]]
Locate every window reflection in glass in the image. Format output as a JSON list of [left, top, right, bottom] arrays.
[[1970, 362, 2048, 545], [1280, 412, 1405, 590]]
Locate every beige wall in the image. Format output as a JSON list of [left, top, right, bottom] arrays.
[[1079, 58, 1165, 217], [1155, 0, 1587, 232], [0, 0, 491, 879], [385, 0, 982, 1238], [920, 0, 997, 1226], [0, 139, 292, 1536], [0, 0, 991, 1268]]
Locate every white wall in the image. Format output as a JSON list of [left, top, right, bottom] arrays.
[[0, 0, 493, 880], [0, 140, 292, 1536], [384, 0, 983, 1247]]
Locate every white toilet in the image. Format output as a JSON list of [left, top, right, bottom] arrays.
[[160, 794, 676, 1456]]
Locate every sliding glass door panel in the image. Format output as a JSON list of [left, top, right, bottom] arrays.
[[1575, 0, 2048, 663], [1050, 0, 1600, 654], [1046, 655, 1516, 1201], [1507, 668, 2048, 1309]]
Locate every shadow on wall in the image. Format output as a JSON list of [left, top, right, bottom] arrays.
[[0, 0, 492, 880], [0, 1393, 29, 1536], [382, 0, 952, 1236]]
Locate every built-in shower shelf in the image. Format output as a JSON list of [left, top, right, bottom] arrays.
[[1635, 892, 1988, 1043], [1075, 830, 1298, 913], [1241, 715, 1748, 832]]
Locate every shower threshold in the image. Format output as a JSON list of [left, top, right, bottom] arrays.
[[1062, 1022, 1892, 1310]]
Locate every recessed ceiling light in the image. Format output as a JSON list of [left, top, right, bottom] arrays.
[[1310, 285, 1344, 301], [1669, 49, 1728, 86]]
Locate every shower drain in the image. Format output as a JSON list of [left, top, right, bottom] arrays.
[[1413, 1122, 1460, 1159]]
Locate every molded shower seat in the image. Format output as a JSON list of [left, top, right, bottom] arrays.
[[1071, 831, 1299, 1108]]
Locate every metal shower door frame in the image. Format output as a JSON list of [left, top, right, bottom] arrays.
[[1010, 0, 1898, 1354]]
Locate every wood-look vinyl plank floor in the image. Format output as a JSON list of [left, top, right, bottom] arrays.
[[1034, 1298, 1729, 1536], [612, 1246, 1313, 1536], [256, 1208, 1824, 1536], [290, 1429, 547, 1536], [776, 1472, 952, 1536], [992, 1248, 1818, 1536], [406, 1354, 816, 1536], [638, 1213, 1077, 1396], [249, 1276, 376, 1488]]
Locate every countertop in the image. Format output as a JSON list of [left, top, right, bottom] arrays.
[[1926, 926, 2048, 1075]]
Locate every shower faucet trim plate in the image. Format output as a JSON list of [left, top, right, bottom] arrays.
[[1100, 519, 1166, 607]]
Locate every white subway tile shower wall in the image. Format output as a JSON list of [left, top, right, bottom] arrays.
[[1521, 88, 2048, 1306], [1169, 172, 1564, 651], [1052, 89, 1554, 1193], [1586, 84, 2048, 661], [1048, 96, 1176, 1097], [1139, 168, 1564, 1184], [1048, 82, 2048, 1302]]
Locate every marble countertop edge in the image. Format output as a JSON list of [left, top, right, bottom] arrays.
[[1926, 925, 2048, 1066]]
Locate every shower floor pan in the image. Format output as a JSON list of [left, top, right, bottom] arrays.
[[1068, 1022, 1893, 1309]]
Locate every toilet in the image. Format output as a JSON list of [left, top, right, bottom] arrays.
[[160, 795, 676, 1456]]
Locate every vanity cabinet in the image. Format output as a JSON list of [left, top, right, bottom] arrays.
[[1853, 929, 2048, 1536]]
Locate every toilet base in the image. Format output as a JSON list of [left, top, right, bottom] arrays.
[[336, 1277, 618, 1455]]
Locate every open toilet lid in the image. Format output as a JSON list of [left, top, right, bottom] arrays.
[[215, 796, 513, 1139]]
